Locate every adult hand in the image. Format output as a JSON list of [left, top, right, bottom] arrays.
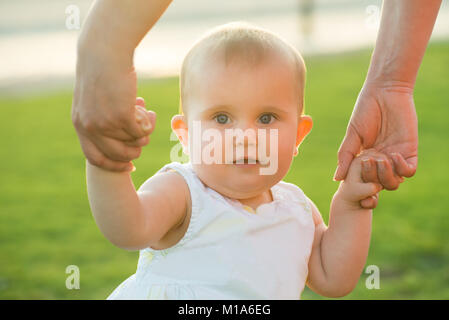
[[335, 82, 418, 208], [72, 62, 154, 172], [71, 0, 171, 172], [335, 0, 441, 209]]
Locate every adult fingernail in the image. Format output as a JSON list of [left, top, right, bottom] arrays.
[[362, 159, 371, 169], [377, 159, 385, 169], [136, 112, 143, 122], [142, 122, 152, 131]]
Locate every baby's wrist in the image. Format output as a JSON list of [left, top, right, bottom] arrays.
[[334, 186, 366, 212], [86, 159, 135, 175]]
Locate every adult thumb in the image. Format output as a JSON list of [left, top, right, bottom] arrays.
[[334, 127, 361, 181]]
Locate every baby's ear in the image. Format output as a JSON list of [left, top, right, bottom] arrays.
[[171, 115, 189, 155], [295, 115, 313, 149]]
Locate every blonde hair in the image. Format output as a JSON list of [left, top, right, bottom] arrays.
[[179, 21, 306, 116]]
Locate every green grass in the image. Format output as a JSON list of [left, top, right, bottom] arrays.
[[1, 41, 449, 299]]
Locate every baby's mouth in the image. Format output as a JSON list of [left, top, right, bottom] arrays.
[[233, 158, 259, 165]]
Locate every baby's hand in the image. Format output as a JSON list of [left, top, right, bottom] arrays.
[[336, 149, 391, 209], [126, 98, 156, 170], [134, 97, 156, 133]]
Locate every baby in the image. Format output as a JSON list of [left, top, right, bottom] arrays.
[[86, 22, 387, 299]]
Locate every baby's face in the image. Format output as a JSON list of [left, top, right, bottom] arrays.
[[177, 52, 308, 200]]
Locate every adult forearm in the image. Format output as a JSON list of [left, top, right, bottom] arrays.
[[86, 160, 146, 249], [77, 0, 173, 71], [366, 0, 442, 87]]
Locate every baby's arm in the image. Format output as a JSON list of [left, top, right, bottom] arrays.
[[306, 149, 387, 297], [86, 105, 190, 251]]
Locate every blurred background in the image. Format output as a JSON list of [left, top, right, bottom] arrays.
[[0, 0, 448, 299]]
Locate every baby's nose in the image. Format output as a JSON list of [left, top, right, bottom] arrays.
[[234, 125, 257, 147]]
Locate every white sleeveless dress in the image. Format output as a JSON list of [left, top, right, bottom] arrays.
[[107, 161, 315, 300]]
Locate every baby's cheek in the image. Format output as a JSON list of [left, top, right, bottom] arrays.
[[272, 139, 296, 174], [277, 130, 297, 155]]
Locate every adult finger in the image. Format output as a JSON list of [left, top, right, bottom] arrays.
[[361, 192, 379, 209], [124, 135, 150, 147], [91, 134, 143, 162], [356, 182, 383, 199], [123, 107, 155, 148], [391, 152, 418, 178], [334, 126, 362, 181], [361, 158, 380, 184], [122, 108, 154, 140], [79, 134, 134, 172], [102, 127, 140, 142], [73, 110, 138, 142], [360, 197, 375, 209], [376, 158, 402, 190], [360, 195, 378, 209]]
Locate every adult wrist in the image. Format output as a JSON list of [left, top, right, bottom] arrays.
[[76, 36, 135, 77], [364, 51, 417, 92], [362, 76, 415, 94]]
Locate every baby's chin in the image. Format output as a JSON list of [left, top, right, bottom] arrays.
[[214, 183, 273, 201], [194, 167, 280, 200]]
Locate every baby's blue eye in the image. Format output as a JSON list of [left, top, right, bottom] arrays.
[[259, 114, 274, 124], [215, 114, 229, 124]]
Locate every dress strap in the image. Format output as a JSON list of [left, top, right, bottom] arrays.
[[150, 161, 204, 250]]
